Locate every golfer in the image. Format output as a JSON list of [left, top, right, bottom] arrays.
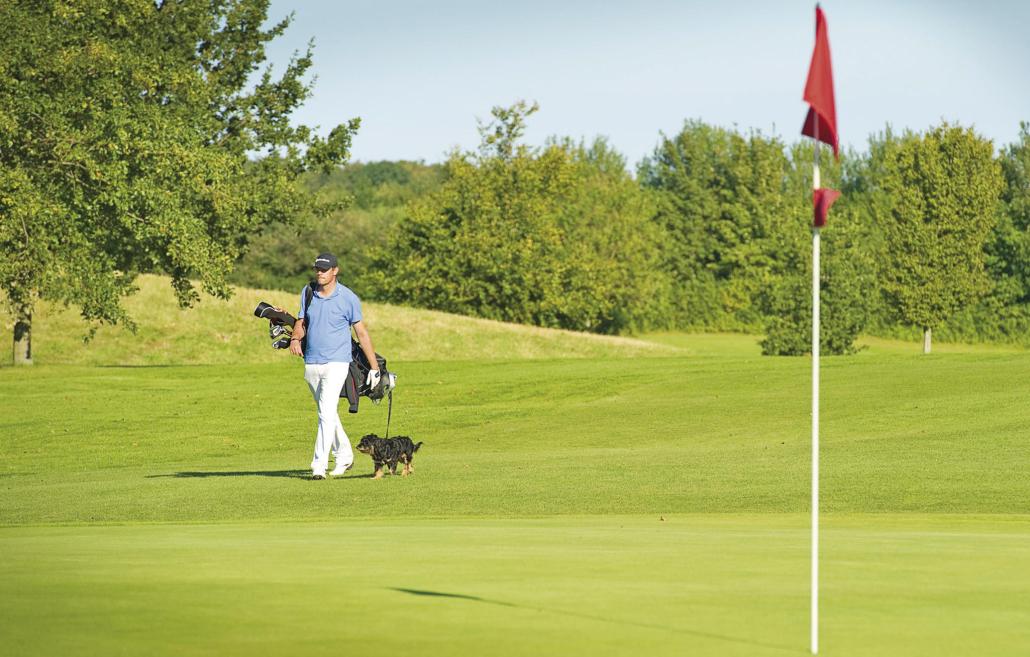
[[289, 253, 380, 479]]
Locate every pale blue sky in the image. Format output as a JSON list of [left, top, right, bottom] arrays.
[[265, 0, 1030, 166]]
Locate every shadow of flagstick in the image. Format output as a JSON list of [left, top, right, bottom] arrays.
[[389, 588, 802, 654]]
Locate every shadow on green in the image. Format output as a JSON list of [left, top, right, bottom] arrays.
[[390, 587, 800, 653]]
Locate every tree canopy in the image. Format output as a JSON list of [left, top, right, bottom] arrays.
[[876, 123, 1003, 352], [367, 102, 667, 334], [639, 121, 794, 330], [229, 160, 445, 296], [0, 0, 357, 361]]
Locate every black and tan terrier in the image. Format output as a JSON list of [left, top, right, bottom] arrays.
[[356, 434, 423, 479]]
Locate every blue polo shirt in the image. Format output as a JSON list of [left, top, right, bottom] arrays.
[[297, 283, 363, 364]]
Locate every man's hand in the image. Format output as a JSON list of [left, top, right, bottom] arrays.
[[289, 319, 306, 357], [366, 369, 381, 389]]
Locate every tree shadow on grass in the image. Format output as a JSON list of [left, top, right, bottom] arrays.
[[389, 588, 801, 654], [146, 470, 374, 480]]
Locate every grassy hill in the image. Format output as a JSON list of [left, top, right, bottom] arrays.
[[0, 274, 679, 366], [3, 275, 1023, 367]]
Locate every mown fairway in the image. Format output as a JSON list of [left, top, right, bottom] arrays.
[[2, 312, 1029, 655]]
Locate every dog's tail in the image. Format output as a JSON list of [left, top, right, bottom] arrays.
[[413, 441, 423, 453]]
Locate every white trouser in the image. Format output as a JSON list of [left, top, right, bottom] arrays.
[[304, 362, 354, 474]]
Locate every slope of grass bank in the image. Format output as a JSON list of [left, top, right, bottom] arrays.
[[6, 274, 1026, 368], [0, 274, 679, 366]]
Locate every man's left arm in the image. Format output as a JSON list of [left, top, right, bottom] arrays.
[[352, 320, 380, 373]]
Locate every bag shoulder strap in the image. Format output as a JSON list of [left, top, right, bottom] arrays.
[[302, 282, 315, 323]]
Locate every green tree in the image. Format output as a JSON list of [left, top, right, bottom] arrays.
[[0, 0, 357, 364], [553, 137, 670, 333], [638, 121, 793, 330], [229, 161, 445, 297], [933, 123, 1030, 346], [984, 122, 1030, 339], [877, 123, 1004, 353], [368, 103, 666, 334]]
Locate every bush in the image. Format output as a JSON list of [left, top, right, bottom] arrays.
[[761, 204, 877, 356]]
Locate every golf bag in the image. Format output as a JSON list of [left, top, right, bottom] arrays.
[[253, 284, 397, 418]]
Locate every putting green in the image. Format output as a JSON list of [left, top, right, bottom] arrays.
[[2, 515, 1028, 656]]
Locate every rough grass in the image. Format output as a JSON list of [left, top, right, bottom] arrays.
[[0, 274, 678, 366]]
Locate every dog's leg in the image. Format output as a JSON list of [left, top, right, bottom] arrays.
[[373, 461, 384, 480], [388, 460, 398, 476], [400, 455, 410, 476]]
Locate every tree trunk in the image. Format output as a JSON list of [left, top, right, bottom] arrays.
[[922, 326, 932, 355], [13, 311, 32, 366]]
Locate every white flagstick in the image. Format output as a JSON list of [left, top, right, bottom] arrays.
[[812, 137, 821, 656]]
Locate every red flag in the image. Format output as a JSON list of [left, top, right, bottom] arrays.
[[801, 6, 838, 157], [813, 188, 841, 228]]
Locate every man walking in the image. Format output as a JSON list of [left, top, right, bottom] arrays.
[[289, 253, 380, 479]]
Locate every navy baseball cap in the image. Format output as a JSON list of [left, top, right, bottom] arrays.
[[313, 253, 338, 270]]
